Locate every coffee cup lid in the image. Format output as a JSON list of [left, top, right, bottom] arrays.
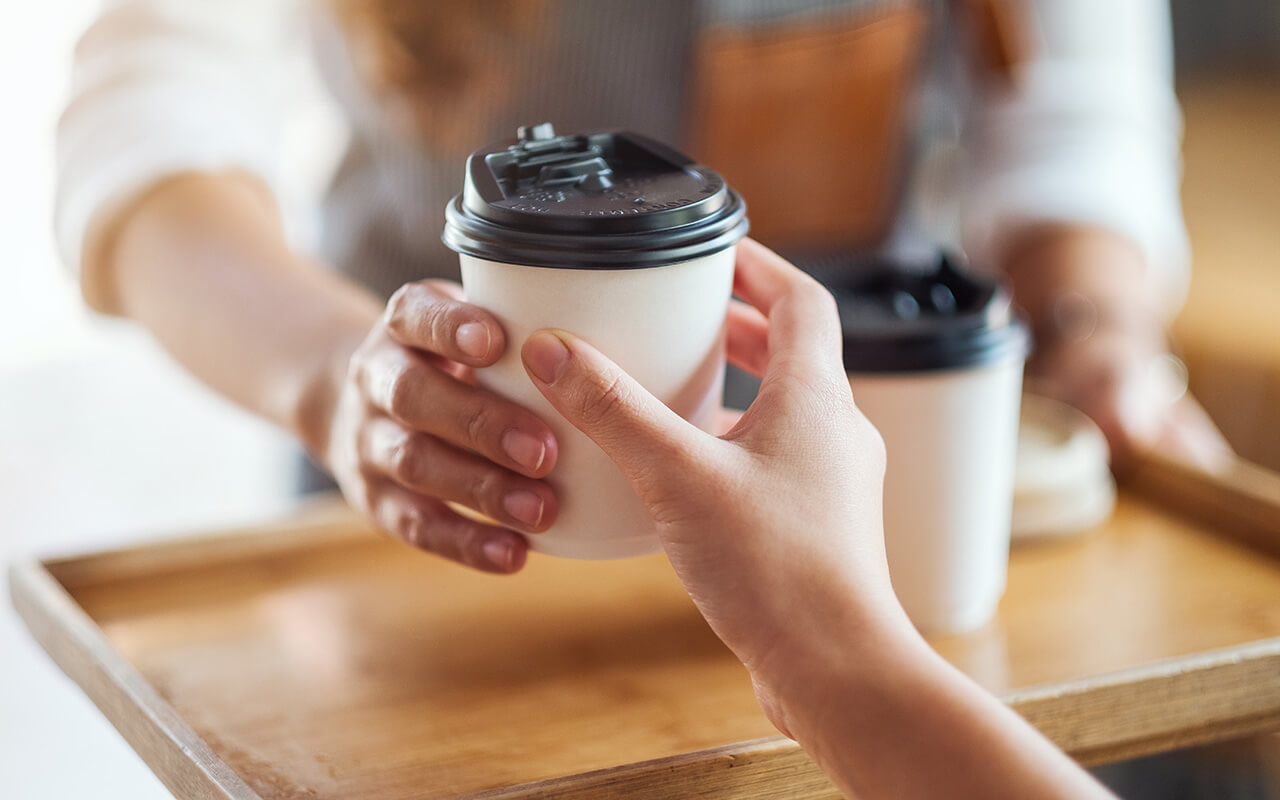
[[830, 254, 1029, 373], [442, 123, 748, 269]]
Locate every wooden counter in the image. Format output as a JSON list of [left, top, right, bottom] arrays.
[[10, 457, 1280, 800]]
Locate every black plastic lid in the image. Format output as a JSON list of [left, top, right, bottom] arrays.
[[830, 255, 1029, 373], [442, 123, 749, 269]]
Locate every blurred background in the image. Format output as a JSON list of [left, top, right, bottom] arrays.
[[1, 5, 305, 799], [2, 2, 1278, 798]]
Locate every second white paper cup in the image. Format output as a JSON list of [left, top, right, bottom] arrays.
[[850, 359, 1024, 633], [833, 256, 1028, 633]]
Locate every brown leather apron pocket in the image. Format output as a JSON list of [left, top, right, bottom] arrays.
[[689, 4, 929, 251]]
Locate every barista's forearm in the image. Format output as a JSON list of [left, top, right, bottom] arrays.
[[1001, 224, 1162, 338], [778, 629, 1112, 800], [103, 170, 382, 459]]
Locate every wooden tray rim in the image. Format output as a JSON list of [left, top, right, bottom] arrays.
[[10, 456, 1280, 799]]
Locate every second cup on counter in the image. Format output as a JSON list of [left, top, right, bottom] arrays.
[[830, 256, 1029, 633]]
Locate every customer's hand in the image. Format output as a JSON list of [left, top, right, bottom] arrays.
[[520, 240, 1114, 800], [324, 280, 559, 573], [521, 239, 911, 726]]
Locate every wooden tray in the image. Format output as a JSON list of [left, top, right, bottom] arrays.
[[10, 456, 1280, 800]]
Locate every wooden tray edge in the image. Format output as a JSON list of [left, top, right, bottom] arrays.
[[461, 736, 827, 800], [1007, 636, 1280, 765], [460, 638, 1280, 799], [8, 557, 262, 800], [43, 495, 369, 590], [1127, 453, 1280, 558]]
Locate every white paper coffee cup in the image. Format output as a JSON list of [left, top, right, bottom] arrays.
[[459, 250, 734, 558], [443, 123, 748, 559], [835, 257, 1028, 633]]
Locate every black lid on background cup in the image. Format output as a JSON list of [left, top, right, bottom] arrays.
[[442, 123, 748, 269], [829, 255, 1029, 373]]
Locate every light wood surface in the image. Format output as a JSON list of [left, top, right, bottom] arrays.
[[9, 553, 260, 800], [11, 466, 1280, 800], [1129, 453, 1280, 558]]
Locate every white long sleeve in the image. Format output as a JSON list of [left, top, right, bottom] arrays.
[[54, 0, 316, 308], [962, 0, 1191, 311]]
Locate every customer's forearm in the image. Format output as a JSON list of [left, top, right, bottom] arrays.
[[103, 170, 382, 459], [778, 628, 1113, 800]]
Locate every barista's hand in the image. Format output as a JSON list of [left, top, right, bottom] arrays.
[[1005, 226, 1232, 473], [324, 280, 559, 573], [1029, 325, 1230, 473], [521, 239, 911, 725]]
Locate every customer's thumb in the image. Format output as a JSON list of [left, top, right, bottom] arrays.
[[521, 330, 704, 489]]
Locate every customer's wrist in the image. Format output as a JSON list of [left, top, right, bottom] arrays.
[[776, 624, 937, 768], [755, 598, 921, 736]]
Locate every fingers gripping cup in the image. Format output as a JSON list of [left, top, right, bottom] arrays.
[[443, 123, 748, 559], [832, 257, 1029, 633]]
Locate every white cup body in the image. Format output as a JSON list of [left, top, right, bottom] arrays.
[[459, 248, 735, 559], [849, 358, 1024, 633]]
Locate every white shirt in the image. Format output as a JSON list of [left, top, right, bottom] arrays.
[[55, 0, 1191, 310]]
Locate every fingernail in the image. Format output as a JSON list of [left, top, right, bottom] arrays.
[[483, 538, 515, 571], [502, 428, 546, 472], [502, 489, 545, 529], [524, 333, 570, 384], [456, 321, 491, 360]]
